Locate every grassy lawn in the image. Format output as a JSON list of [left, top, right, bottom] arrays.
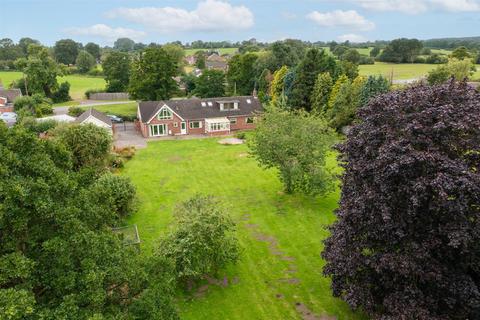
[[0, 71, 106, 100], [359, 62, 438, 80], [80, 102, 137, 117], [184, 48, 238, 55], [122, 138, 365, 320]]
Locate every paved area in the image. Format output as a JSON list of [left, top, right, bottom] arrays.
[[114, 122, 147, 149]]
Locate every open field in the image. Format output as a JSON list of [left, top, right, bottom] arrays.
[[0, 71, 106, 100], [122, 138, 365, 320], [80, 102, 137, 117], [184, 48, 238, 55], [359, 62, 480, 80]]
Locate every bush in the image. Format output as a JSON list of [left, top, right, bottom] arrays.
[[427, 66, 450, 85], [68, 106, 85, 117], [426, 53, 448, 64], [14, 94, 52, 117], [19, 117, 59, 134], [413, 56, 426, 63], [323, 80, 480, 319], [85, 88, 105, 99], [115, 146, 136, 159], [91, 173, 137, 218], [51, 81, 71, 103], [235, 131, 246, 140], [358, 55, 375, 65], [87, 68, 103, 76], [0, 60, 16, 70], [156, 195, 239, 286]]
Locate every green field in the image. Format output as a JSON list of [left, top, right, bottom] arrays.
[[0, 71, 106, 100], [184, 48, 238, 56], [80, 102, 137, 117], [359, 62, 480, 80], [122, 138, 365, 320]]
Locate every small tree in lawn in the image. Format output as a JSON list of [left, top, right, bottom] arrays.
[[157, 195, 239, 287], [323, 80, 480, 319], [249, 108, 336, 194]]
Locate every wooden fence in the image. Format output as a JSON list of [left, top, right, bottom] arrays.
[[90, 92, 130, 100]]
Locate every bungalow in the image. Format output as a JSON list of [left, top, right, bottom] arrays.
[[75, 108, 113, 134], [137, 96, 262, 138]]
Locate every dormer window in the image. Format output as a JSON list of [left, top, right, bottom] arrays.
[[207, 101, 213, 107], [201, 102, 207, 107], [246, 99, 251, 104], [158, 107, 173, 120], [220, 102, 238, 111]]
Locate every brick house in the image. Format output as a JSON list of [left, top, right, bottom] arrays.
[[0, 88, 22, 113], [137, 96, 262, 138]]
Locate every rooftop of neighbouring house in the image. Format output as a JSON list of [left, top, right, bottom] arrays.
[[0, 87, 22, 103], [75, 108, 113, 126], [138, 96, 262, 123]]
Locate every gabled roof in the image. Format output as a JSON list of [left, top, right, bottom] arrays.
[[75, 108, 112, 126], [138, 96, 263, 124], [0, 88, 22, 103], [206, 60, 228, 70]]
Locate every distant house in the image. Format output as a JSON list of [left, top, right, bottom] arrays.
[[137, 96, 262, 138], [0, 87, 22, 113], [75, 108, 113, 133], [205, 60, 228, 71], [184, 55, 196, 65]]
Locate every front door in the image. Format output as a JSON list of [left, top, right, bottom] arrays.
[[180, 122, 187, 134]]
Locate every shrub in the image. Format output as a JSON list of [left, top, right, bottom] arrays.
[[91, 173, 137, 218], [85, 88, 105, 99], [358, 55, 375, 65], [323, 80, 480, 319], [235, 131, 246, 140], [156, 195, 239, 286], [413, 56, 426, 63], [19, 117, 59, 134], [14, 94, 52, 117], [51, 81, 71, 103], [87, 68, 103, 77], [426, 53, 448, 64], [68, 106, 85, 117]]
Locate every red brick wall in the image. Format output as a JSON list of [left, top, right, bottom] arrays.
[[186, 119, 206, 135], [148, 113, 185, 136], [0, 106, 13, 113], [229, 115, 256, 131]]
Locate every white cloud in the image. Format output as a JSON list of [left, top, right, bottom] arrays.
[[306, 10, 375, 31], [337, 33, 368, 43], [66, 24, 146, 42], [107, 0, 254, 33], [351, 0, 480, 14]]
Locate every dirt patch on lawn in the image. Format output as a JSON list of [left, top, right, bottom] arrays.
[[167, 155, 189, 163], [295, 302, 337, 320], [237, 152, 248, 158]]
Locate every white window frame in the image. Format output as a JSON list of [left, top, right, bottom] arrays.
[[150, 124, 167, 137], [208, 122, 230, 132], [229, 118, 237, 124], [157, 107, 173, 120], [189, 121, 202, 129]]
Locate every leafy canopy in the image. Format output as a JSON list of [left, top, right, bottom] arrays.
[[323, 80, 480, 319]]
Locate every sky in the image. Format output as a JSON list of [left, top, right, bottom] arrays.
[[3, 0, 480, 46]]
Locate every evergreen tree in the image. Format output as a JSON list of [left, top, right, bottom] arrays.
[[311, 72, 333, 114], [269, 66, 289, 105], [360, 75, 390, 106], [289, 48, 337, 111]]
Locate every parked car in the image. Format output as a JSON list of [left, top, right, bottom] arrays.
[[107, 114, 123, 123]]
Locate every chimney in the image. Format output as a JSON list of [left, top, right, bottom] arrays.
[[252, 87, 258, 98]]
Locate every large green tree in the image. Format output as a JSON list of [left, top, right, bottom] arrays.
[[102, 51, 131, 92], [128, 47, 178, 100], [114, 38, 135, 52], [75, 50, 95, 73], [194, 69, 225, 98], [289, 48, 338, 111], [84, 42, 101, 60], [163, 43, 185, 74], [15, 44, 64, 97], [0, 124, 178, 319], [378, 38, 423, 63], [53, 39, 80, 65], [226, 53, 258, 95], [249, 108, 336, 194]]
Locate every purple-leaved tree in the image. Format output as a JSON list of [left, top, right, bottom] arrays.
[[323, 80, 480, 319]]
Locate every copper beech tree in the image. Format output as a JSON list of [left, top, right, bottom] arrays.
[[323, 81, 480, 319]]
